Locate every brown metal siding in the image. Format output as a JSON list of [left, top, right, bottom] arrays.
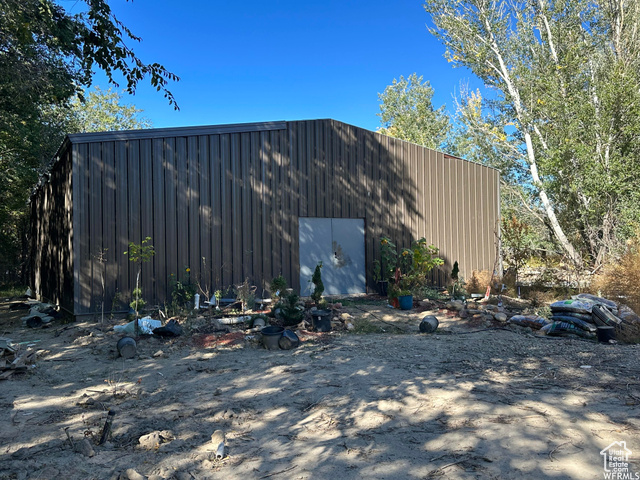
[[31, 145, 74, 312], [34, 119, 499, 315]]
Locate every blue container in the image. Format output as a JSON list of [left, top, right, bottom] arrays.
[[398, 295, 413, 310]]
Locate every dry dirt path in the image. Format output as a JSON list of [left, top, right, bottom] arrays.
[[1, 302, 640, 479]]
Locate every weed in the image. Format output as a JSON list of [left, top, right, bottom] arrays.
[[0, 283, 27, 299], [350, 318, 384, 334]]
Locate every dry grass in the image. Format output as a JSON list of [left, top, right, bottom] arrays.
[[591, 239, 640, 315], [465, 270, 495, 294]]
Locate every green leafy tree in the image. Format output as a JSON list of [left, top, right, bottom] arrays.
[[68, 86, 152, 133], [0, 0, 176, 280], [501, 214, 534, 285], [423, 0, 640, 269], [124, 237, 155, 335], [377, 73, 451, 149]]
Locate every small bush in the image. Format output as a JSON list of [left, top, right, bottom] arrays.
[[465, 270, 494, 294], [270, 275, 288, 300]]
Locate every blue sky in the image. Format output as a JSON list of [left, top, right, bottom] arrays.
[[67, 0, 482, 131]]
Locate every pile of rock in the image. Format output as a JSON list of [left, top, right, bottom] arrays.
[[445, 299, 508, 325]]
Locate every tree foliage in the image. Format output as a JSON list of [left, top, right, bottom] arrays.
[[423, 0, 640, 269], [0, 0, 176, 280], [377, 73, 451, 149], [68, 86, 152, 133]]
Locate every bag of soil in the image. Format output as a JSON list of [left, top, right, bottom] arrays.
[[508, 315, 550, 330], [541, 321, 595, 338], [550, 299, 596, 315], [550, 314, 597, 332]]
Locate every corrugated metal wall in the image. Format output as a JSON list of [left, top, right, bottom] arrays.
[[30, 147, 74, 312], [34, 119, 499, 315]]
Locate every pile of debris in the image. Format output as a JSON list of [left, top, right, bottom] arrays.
[[540, 293, 639, 340], [445, 293, 640, 342], [0, 338, 37, 380], [9, 300, 62, 328]]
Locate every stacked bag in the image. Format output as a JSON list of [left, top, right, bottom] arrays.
[[542, 293, 629, 339]]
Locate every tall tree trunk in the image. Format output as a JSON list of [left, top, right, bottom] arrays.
[[482, 12, 584, 267]]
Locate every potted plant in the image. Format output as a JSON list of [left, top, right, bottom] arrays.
[[311, 262, 325, 307], [397, 271, 414, 310], [397, 290, 413, 310], [388, 283, 400, 309], [277, 291, 304, 326]]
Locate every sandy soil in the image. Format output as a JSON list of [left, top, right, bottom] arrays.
[[1, 299, 640, 480]]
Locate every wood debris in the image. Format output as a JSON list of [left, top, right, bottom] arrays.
[[0, 341, 37, 380]]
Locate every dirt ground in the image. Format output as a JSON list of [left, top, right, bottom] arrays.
[[1, 298, 640, 480]]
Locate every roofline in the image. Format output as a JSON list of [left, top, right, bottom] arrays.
[[56, 118, 500, 174], [367, 125, 501, 173], [67, 120, 288, 143]]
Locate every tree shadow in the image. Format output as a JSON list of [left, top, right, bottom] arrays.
[[1, 312, 638, 479]]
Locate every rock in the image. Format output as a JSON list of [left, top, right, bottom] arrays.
[[36, 467, 60, 479], [346, 322, 355, 330], [450, 302, 465, 311], [481, 304, 500, 312], [148, 476, 164, 480], [152, 350, 164, 358], [77, 438, 95, 457], [174, 472, 194, 480], [458, 309, 469, 319], [138, 430, 175, 450], [340, 313, 353, 321], [125, 468, 146, 480], [494, 313, 508, 322]]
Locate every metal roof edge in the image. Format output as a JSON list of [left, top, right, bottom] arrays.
[[67, 120, 288, 143], [367, 126, 501, 174]]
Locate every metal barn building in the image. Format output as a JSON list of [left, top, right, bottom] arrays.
[[30, 119, 500, 316]]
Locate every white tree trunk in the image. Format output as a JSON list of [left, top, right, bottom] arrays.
[[482, 12, 583, 266]]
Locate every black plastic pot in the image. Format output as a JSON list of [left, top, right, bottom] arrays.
[[596, 326, 616, 343], [261, 325, 284, 350], [311, 309, 332, 332]]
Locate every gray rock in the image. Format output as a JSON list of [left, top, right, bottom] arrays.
[[125, 468, 146, 480], [138, 430, 174, 450], [77, 438, 95, 457], [494, 313, 508, 322]]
